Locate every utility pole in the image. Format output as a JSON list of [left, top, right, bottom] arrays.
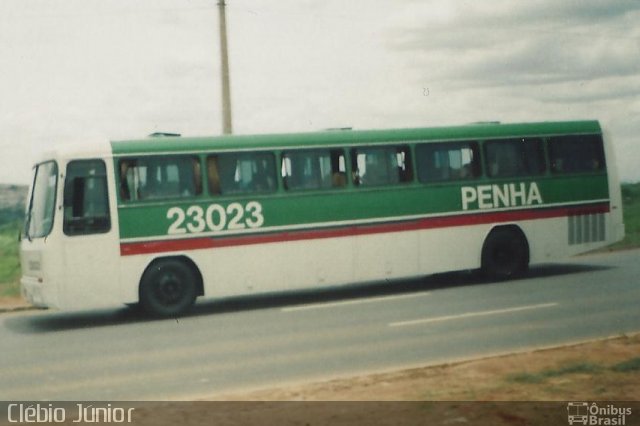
[[218, 0, 233, 134]]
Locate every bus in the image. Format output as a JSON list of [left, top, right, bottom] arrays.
[[20, 120, 625, 316]]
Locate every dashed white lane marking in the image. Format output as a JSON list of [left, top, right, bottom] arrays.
[[281, 291, 432, 312], [389, 302, 559, 327]]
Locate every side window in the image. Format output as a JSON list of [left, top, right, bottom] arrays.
[[484, 138, 545, 178], [548, 134, 605, 174], [63, 160, 111, 236], [351, 146, 412, 187], [119, 156, 202, 201], [281, 149, 346, 191], [416, 142, 480, 182], [207, 152, 277, 195]]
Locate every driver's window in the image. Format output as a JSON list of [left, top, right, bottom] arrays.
[[63, 160, 111, 236]]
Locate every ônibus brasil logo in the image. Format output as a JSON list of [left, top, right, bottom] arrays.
[[567, 402, 633, 425]]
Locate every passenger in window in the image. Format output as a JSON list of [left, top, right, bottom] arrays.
[[219, 158, 240, 193], [207, 157, 222, 194], [252, 160, 274, 192], [459, 163, 472, 179], [192, 160, 202, 195], [488, 156, 499, 177], [352, 171, 361, 186], [552, 158, 564, 173], [332, 171, 346, 187], [119, 162, 131, 201]]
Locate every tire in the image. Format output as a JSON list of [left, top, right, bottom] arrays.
[[481, 228, 529, 280], [139, 259, 197, 317]]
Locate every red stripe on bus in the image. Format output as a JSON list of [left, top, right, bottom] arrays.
[[119, 202, 610, 256]]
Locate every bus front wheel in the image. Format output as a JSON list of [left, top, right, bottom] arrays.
[[481, 227, 529, 280], [139, 259, 197, 317]]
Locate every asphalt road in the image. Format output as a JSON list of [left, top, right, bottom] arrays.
[[1, 249, 639, 400]]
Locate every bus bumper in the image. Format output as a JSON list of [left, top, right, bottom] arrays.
[[20, 275, 49, 308]]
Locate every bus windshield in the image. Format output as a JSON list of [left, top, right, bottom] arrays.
[[25, 161, 58, 239]]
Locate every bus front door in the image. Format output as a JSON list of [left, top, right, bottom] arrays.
[[61, 160, 120, 308]]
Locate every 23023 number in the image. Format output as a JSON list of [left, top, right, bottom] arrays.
[[166, 201, 264, 235]]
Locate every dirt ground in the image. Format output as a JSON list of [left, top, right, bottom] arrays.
[[126, 334, 640, 425], [0, 296, 28, 310], [213, 333, 640, 401]]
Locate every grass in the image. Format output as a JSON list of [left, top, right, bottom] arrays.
[[0, 221, 22, 297], [0, 223, 21, 295], [508, 362, 603, 384], [611, 357, 640, 373], [509, 355, 640, 385], [608, 182, 640, 250]]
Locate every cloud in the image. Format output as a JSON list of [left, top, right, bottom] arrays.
[[382, 0, 640, 181], [392, 0, 640, 88], [1, 0, 639, 183]]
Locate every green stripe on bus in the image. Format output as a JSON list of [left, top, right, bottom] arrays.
[[116, 176, 608, 240]]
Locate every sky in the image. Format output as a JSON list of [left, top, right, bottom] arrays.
[[1, 0, 639, 184]]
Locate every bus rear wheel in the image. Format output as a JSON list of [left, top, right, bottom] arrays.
[[481, 227, 529, 280], [139, 259, 197, 317]]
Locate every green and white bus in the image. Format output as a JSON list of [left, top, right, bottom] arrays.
[[20, 120, 625, 316]]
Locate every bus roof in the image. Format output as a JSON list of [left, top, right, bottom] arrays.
[[110, 120, 602, 156]]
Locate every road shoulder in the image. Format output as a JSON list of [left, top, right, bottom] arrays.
[[211, 333, 640, 401]]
